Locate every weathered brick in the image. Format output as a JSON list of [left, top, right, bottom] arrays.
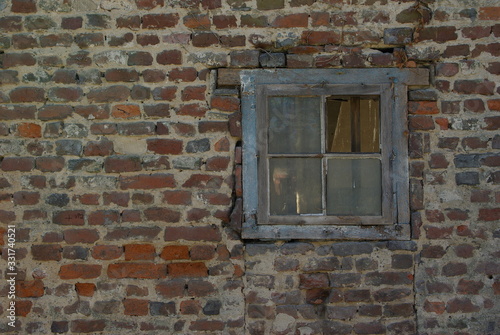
[[108, 263, 167, 279], [142, 14, 179, 29], [70, 320, 106, 333], [59, 264, 101, 279], [168, 262, 208, 277], [164, 226, 222, 242]]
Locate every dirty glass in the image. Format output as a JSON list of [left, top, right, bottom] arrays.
[[268, 97, 321, 154], [326, 97, 380, 153], [327, 158, 381, 216], [269, 158, 322, 215]]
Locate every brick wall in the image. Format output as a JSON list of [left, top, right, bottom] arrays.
[[0, 0, 498, 334]]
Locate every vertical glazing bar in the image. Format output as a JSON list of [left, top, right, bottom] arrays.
[[351, 97, 361, 152], [321, 95, 326, 215]]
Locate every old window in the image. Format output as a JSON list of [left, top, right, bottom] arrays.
[[240, 69, 429, 240]]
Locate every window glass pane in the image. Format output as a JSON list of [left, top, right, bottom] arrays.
[[268, 97, 321, 154], [326, 97, 380, 153], [327, 159, 381, 216], [269, 158, 322, 215]]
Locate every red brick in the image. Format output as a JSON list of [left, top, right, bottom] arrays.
[[214, 137, 230, 152], [0, 210, 14, 224], [206, 157, 230, 171], [471, 190, 491, 203], [421, 245, 446, 258], [111, 104, 141, 119], [24, 210, 47, 221], [156, 50, 182, 65], [147, 139, 183, 155], [189, 320, 225, 331], [192, 32, 220, 47], [478, 208, 500, 221], [99, 193, 127, 208], [168, 262, 208, 277], [409, 101, 439, 114], [75, 283, 96, 297], [142, 14, 179, 29], [424, 226, 453, 239], [354, 322, 385, 334], [108, 263, 167, 279], [163, 190, 191, 205], [83, 139, 114, 156], [143, 69, 166, 82], [64, 229, 99, 244], [53, 211, 85, 225], [169, 67, 197, 82], [462, 26, 492, 39], [38, 105, 73, 120], [200, 192, 231, 206], [17, 280, 44, 298], [15, 300, 32, 317], [137, 34, 159, 46], [164, 226, 222, 242], [181, 300, 201, 314], [177, 103, 208, 117], [123, 244, 156, 261], [152, 86, 177, 101], [119, 174, 176, 189], [190, 245, 216, 260], [9, 87, 45, 103], [424, 300, 445, 314], [446, 208, 469, 221], [479, 7, 500, 20], [211, 96, 239, 112], [13, 34, 38, 49], [454, 80, 495, 95], [2, 53, 36, 68], [87, 86, 130, 103], [184, 14, 210, 29], [213, 15, 237, 29], [92, 245, 123, 260], [104, 156, 141, 173], [487, 99, 500, 111], [132, 193, 154, 205], [0, 16, 23, 32], [156, 279, 186, 298], [446, 298, 480, 313], [70, 320, 106, 333], [62, 17, 83, 30], [124, 299, 149, 316], [31, 244, 62, 261], [418, 26, 457, 43], [484, 116, 500, 130], [160, 245, 190, 260], [136, 0, 164, 9], [409, 116, 435, 130], [182, 174, 223, 189], [88, 210, 120, 225], [12, 0, 37, 13], [35, 157, 65, 172], [144, 103, 171, 118], [182, 86, 206, 101], [272, 14, 308, 28], [311, 12, 330, 26], [301, 31, 341, 45], [13, 191, 39, 205], [144, 207, 181, 223], [73, 194, 100, 205], [59, 264, 102, 279], [187, 208, 210, 221]]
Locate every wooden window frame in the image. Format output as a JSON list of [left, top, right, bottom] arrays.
[[240, 68, 429, 240]]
